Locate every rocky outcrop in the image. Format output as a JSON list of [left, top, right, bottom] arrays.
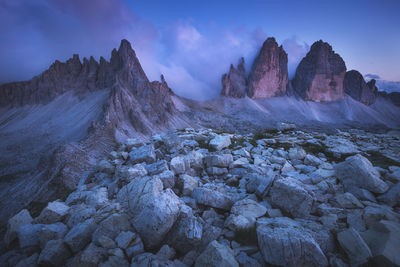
[[0, 39, 187, 229], [2, 127, 400, 266], [293, 40, 346, 102], [247, 38, 288, 98], [344, 70, 377, 105], [221, 58, 247, 98]]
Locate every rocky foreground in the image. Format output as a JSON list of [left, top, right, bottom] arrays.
[[1, 125, 400, 267]]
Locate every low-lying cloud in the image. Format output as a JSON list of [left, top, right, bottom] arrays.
[[0, 0, 311, 100]]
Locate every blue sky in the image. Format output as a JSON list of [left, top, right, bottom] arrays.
[[0, 0, 399, 99]]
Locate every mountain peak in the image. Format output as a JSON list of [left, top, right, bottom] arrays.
[[293, 40, 346, 102], [247, 37, 288, 98]]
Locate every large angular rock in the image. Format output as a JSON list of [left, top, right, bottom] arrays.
[[221, 57, 247, 98], [344, 70, 377, 105], [230, 198, 267, 219], [335, 154, 389, 194], [337, 228, 372, 266], [170, 156, 187, 174], [117, 176, 181, 248], [209, 135, 231, 151], [293, 40, 346, 102], [39, 222, 68, 249], [204, 154, 233, 168], [257, 218, 328, 267], [64, 218, 96, 253], [129, 145, 156, 164], [38, 239, 71, 266], [4, 209, 32, 246], [92, 213, 131, 245], [247, 37, 288, 98], [378, 183, 400, 207], [269, 177, 314, 218], [166, 212, 203, 253], [194, 240, 239, 267], [192, 187, 234, 210], [360, 220, 400, 266], [17, 223, 43, 248]]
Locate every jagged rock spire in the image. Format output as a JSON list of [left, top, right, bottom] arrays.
[[292, 40, 346, 102], [247, 37, 288, 99], [221, 57, 247, 98]]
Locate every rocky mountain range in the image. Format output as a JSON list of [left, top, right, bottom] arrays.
[[0, 37, 400, 266], [221, 39, 400, 107]]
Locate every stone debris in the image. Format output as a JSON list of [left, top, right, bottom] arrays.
[[2, 127, 400, 267]]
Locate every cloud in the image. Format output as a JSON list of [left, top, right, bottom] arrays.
[[364, 73, 381, 80], [0, 0, 157, 83], [0, 0, 311, 100], [281, 37, 309, 78]]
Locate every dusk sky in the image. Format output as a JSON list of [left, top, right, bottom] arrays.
[[1, 0, 399, 99]]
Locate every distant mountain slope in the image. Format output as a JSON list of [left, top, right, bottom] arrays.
[[0, 40, 191, 227], [176, 95, 400, 133]]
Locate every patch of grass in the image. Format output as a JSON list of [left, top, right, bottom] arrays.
[[229, 136, 247, 149], [300, 142, 350, 163], [197, 139, 216, 152], [364, 151, 400, 169], [268, 142, 294, 151], [234, 226, 258, 246]]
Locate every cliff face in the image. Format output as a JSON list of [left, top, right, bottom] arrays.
[[247, 38, 288, 98], [0, 39, 187, 227], [292, 40, 346, 102], [221, 57, 247, 98], [344, 70, 377, 105]]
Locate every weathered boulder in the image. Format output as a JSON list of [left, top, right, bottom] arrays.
[[337, 228, 372, 266], [360, 220, 400, 266], [335, 192, 363, 209], [192, 187, 234, 210], [257, 218, 328, 267], [129, 145, 156, 164], [269, 177, 314, 218], [39, 222, 68, 249], [230, 198, 267, 219], [194, 240, 239, 267], [64, 218, 96, 253], [293, 40, 346, 102], [178, 174, 199, 196], [115, 231, 136, 249], [204, 154, 233, 168], [117, 176, 181, 248], [17, 223, 43, 248], [288, 147, 306, 160], [378, 183, 400, 207], [170, 156, 187, 174], [4, 209, 32, 246], [247, 37, 288, 98], [166, 207, 203, 253], [209, 135, 231, 151], [92, 213, 131, 246], [344, 70, 377, 105], [145, 160, 169, 175], [38, 239, 71, 266], [221, 57, 247, 98], [335, 154, 389, 194]]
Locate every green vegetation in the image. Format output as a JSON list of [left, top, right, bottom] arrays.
[[197, 139, 216, 152]]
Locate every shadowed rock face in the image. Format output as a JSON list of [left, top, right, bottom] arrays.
[[247, 38, 288, 99], [0, 39, 183, 227], [344, 70, 377, 105], [293, 40, 346, 102], [221, 58, 247, 98]]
